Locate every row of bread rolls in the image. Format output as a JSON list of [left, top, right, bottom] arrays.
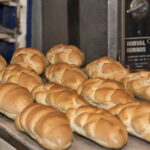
[[109, 101, 150, 142], [78, 55, 150, 142], [0, 48, 129, 149], [43, 47, 150, 144], [15, 103, 73, 150], [0, 78, 150, 148], [77, 77, 135, 109], [0, 82, 128, 149], [45, 62, 88, 90], [0, 80, 127, 149], [31, 79, 150, 146], [0, 82, 73, 149], [78, 56, 150, 143], [32, 82, 88, 112], [0, 44, 84, 75], [0, 44, 150, 149], [85, 56, 150, 101], [32, 82, 128, 149], [2, 43, 150, 101], [9, 44, 85, 75], [0, 49, 75, 149]]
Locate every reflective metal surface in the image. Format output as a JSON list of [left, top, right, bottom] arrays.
[[127, 0, 149, 20]]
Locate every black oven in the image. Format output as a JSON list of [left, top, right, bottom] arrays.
[[121, 0, 150, 71]]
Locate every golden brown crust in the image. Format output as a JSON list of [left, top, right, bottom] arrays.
[[77, 78, 135, 109], [0, 64, 43, 92], [15, 103, 73, 150], [109, 101, 150, 142], [85, 56, 129, 81], [46, 44, 85, 67], [0, 55, 7, 71], [45, 62, 88, 90], [10, 48, 47, 74], [0, 82, 33, 120], [122, 71, 150, 100], [32, 82, 88, 112], [66, 105, 127, 149]]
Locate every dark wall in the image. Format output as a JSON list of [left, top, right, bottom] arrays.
[[41, 0, 108, 64], [42, 0, 68, 53], [80, 0, 107, 64]]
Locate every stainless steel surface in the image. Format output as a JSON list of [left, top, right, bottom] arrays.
[[0, 114, 150, 150], [120, 0, 126, 66], [31, 0, 43, 51], [108, 0, 119, 60], [0, 138, 16, 150]]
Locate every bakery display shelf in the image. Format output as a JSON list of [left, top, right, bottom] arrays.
[[0, 25, 15, 34], [0, 114, 150, 150], [0, 25, 15, 42]]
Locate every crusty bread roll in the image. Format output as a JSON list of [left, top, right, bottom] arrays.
[[0, 55, 7, 71], [0, 82, 33, 120], [122, 71, 150, 101], [0, 64, 43, 92], [15, 103, 73, 150], [66, 105, 128, 149], [45, 62, 88, 90], [77, 78, 135, 109], [10, 48, 47, 74], [85, 56, 129, 81], [109, 101, 150, 142], [32, 82, 88, 112], [46, 44, 85, 67]]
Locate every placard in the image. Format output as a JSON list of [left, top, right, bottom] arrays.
[[124, 0, 150, 71]]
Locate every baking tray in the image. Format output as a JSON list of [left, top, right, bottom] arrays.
[[0, 114, 150, 150]]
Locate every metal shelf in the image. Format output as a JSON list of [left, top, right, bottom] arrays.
[[0, 0, 18, 7], [0, 25, 16, 42], [0, 25, 15, 34]]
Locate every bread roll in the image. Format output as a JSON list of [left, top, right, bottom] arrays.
[[0, 82, 33, 120], [45, 62, 88, 90], [15, 103, 73, 150], [46, 44, 85, 67], [10, 48, 47, 74], [66, 105, 128, 149], [32, 82, 88, 112], [77, 78, 135, 109], [109, 101, 150, 142], [0, 55, 7, 71], [85, 56, 129, 81], [122, 71, 150, 100], [0, 64, 42, 92]]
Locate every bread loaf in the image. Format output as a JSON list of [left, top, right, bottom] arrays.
[[10, 48, 47, 74], [66, 105, 128, 149], [0, 55, 6, 71], [32, 82, 88, 112], [46, 44, 85, 67], [0, 82, 33, 120], [45, 62, 88, 90], [15, 103, 73, 150], [85, 56, 129, 81], [77, 78, 135, 109], [109, 101, 150, 142], [0, 64, 42, 92], [122, 71, 150, 100]]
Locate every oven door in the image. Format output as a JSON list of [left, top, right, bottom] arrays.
[[121, 0, 150, 72]]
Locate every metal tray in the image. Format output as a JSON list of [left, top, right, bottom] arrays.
[[0, 114, 150, 150]]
